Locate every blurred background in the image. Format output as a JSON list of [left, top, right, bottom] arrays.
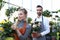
[[0, 0, 60, 40]]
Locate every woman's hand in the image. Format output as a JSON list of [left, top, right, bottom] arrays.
[[11, 24, 22, 36], [11, 24, 17, 30], [16, 29, 22, 36]]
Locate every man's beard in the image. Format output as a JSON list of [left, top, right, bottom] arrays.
[[37, 13, 42, 16]]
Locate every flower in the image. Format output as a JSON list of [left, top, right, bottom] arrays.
[[32, 21, 41, 32], [38, 22, 41, 26], [33, 25, 36, 28], [0, 27, 4, 32], [0, 20, 6, 24], [0, 19, 9, 24], [6, 19, 9, 22], [31, 20, 34, 23]]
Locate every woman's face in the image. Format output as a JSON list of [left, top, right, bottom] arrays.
[[18, 11, 26, 21]]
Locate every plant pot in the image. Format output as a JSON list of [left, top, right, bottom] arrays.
[[32, 32, 38, 38], [52, 36, 56, 40]]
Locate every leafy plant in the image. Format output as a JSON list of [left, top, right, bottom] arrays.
[[0, 19, 13, 40], [14, 17, 18, 22], [27, 17, 32, 24], [0, 0, 5, 10], [58, 9, 60, 12], [43, 10, 51, 17], [5, 7, 20, 20], [5, 7, 16, 17], [49, 21, 55, 26], [0, 0, 2, 10], [52, 11, 58, 13], [31, 21, 41, 32]]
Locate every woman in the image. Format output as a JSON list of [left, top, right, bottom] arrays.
[[11, 8, 31, 40]]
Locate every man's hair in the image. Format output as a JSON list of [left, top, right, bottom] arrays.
[[36, 5, 43, 8]]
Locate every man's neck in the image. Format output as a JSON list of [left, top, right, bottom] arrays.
[[37, 15, 42, 18]]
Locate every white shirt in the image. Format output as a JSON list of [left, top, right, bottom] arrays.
[[35, 15, 50, 36]]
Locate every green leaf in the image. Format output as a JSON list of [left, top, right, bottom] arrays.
[[0, 2, 2, 10], [5, 9, 10, 17], [0, 0, 2, 2], [43, 10, 51, 17], [27, 17, 32, 23], [0, 0, 5, 10], [5, 7, 18, 17]]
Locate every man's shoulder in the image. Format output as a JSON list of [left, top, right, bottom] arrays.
[[43, 16, 48, 19], [43, 16, 49, 22]]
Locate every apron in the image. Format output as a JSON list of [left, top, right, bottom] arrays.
[[12, 21, 27, 40], [33, 16, 46, 40]]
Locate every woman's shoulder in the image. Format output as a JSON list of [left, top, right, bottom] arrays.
[[26, 24, 32, 29]]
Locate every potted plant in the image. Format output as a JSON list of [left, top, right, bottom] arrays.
[[0, 19, 14, 40], [49, 21, 57, 40]]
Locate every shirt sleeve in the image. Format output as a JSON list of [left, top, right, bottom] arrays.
[[19, 25, 31, 40], [40, 17, 50, 36]]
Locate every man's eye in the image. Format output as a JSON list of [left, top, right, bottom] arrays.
[[37, 10, 42, 11], [40, 10, 42, 11]]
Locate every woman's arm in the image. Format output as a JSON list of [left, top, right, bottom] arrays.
[[16, 25, 31, 40]]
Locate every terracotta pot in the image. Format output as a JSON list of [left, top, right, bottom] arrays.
[[32, 32, 37, 38], [52, 36, 56, 40]]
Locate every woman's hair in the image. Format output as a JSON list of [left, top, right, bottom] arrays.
[[18, 8, 27, 15], [12, 8, 27, 27]]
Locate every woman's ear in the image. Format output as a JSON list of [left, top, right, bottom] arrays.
[[25, 14, 27, 18]]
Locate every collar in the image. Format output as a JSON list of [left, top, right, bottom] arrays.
[[37, 15, 42, 19]]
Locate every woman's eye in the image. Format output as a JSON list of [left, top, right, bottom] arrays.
[[20, 14, 22, 15], [18, 13, 23, 15]]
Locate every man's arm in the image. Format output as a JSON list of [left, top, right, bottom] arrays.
[[40, 17, 50, 36]]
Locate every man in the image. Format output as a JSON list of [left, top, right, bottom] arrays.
[[32, 5, 50, 40]]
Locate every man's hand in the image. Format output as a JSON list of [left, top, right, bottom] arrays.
[[32, 32, 41, 38]]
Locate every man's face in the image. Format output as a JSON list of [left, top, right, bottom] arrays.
[[36, 7, 43, 16]]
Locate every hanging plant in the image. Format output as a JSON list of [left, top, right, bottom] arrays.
[[49, 14, 52, 17], [0, 2, 2, 10], [52, 11, 58, 13], [57, 9, 60, 12], [0, 0, 2, 10], [0, 0, 5, 10], [5, 9, 10, 17], [14, 17, 18, 22], [5, 7, 20, 17], [43, 10, 51, 17], [55, 15, 59, 18], [57, 17, 60, 21]]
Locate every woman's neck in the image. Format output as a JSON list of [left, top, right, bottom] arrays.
[[18, 19, 26, 22]]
